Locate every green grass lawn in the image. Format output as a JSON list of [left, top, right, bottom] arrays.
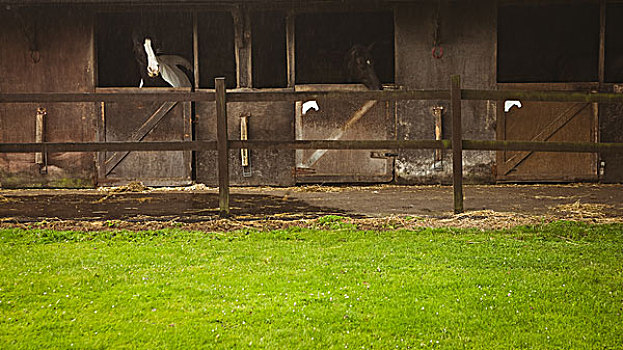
[[0, 219, 622, 349]]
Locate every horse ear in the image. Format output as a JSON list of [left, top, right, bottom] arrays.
[[131, 30, 142, 45], [367, 42, 376, 52]]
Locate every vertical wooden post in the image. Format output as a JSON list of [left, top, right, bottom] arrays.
[[193, 12, 200, 90], [286, 12, 296, 88], [216, 78, 230, 217], [598, 0, 606, 85], [234, 7, 252, 88], [97, 102, 107, 183], [451, 75, 464, 214]]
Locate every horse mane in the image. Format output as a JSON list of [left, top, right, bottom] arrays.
[[158, 55, 193, 87]]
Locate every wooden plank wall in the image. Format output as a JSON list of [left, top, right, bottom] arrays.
[[195, 100, 295, 186], [100, 95, 192, 186], [295, 86, 395, 183], [0, 7, 96, 188], [599, 103, 623, 182], [394, 0, 497, 184]]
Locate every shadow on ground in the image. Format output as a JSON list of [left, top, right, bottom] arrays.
[[0, 192, 355, 222]]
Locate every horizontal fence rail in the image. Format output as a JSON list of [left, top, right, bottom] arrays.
[[6, 89, 623, 104], [2, 75, 623, 216], [2, 140, 623, 154]]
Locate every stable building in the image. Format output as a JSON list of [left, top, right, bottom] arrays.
[[0, 0, 621, 187]]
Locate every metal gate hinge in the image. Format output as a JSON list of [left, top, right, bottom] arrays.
[[370, 152, 398, 159]]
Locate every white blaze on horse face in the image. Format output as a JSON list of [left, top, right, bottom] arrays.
[[143, 38, 160, 77]]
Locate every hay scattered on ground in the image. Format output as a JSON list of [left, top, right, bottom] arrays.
[[287, 184, 414, 193], [154, 183, 212, 192], [94, 181, 150, 203], [103, 181, 150, 193], [2, 209, 621, 233], [0, 195, 14, 204], [549, 200, 616, 219], [2, 183, 621, 232]]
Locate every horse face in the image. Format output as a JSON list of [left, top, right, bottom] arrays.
[[143, 38, 160, 77], [346, 44, 382, 90], [132, 31, 161, 78]]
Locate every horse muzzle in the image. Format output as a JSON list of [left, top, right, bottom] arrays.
[[147, 66, 160, 78]]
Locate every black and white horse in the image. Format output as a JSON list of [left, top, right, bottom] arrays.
[[132, 31, 193, 88]]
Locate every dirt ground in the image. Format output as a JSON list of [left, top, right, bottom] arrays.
[[0, 183, 622, 231]]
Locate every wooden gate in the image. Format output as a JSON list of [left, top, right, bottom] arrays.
[[97, 88, 192, 186], [497, 85, 598, 182], [194, 99, 296, 186], [295, 85, 395, 183]]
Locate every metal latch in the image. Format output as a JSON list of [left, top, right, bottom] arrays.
[[370, 152, 398, 159], [35, 107, 47, 175], [432, 106, 444, 171], [295, 167, 317, 176], [240, 114, 252, 177]]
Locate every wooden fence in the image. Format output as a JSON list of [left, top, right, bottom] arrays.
[[2, 75, 623, 216]]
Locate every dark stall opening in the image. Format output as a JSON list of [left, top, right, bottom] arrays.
[[497, 4, 599, 83], [295, 11, 394, 86], [606, 4, 623, 82], [97, 12, 193, 88], [252, 11, 287, 88], [198, 12, 236, 89]]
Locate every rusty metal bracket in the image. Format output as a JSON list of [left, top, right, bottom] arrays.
[[240, 114, 252, 177], [370, 152, 398, 159], [432, 106, 444, 170], [295, 167, 316, 176], [35, 107, 47, 175]]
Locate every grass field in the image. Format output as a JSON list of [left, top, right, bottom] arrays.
[[0, 219, 622, 349]]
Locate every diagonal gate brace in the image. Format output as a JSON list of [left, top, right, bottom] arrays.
[[501, 103, 588, 175], [300, 100, 378, 169], [105, 101, 178, 175]]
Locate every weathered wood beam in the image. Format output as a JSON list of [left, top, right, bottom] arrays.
[[7, 89, 623, 103], [461, 89, 623, 103], [2, 140, 623, 153], [451, 75, 463, 214], [105, 102, 177, 175], [0, 92, 211, 103], [215, 78, 230, 218], [599, 0, 606, 84], [0, 90, 448, 103], [286, 11, 296, 88], [499, 103, 589, 176]]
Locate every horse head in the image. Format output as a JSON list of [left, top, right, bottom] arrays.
[[132, 30, 162, 79], [345, 43, 382, 90]]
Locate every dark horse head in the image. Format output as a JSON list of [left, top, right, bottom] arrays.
[[345, 44, 382, 90]]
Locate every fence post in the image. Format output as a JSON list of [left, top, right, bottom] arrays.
[[215, 77, 230, 217], [451, 75, 464, 214]]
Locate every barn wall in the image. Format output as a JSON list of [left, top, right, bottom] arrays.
[[599, 103, 623, 183], [0, 7, 96, 188], [600, 4, 623, 183], [394, 0, 497, 184], [195, 100, 296, 186]]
